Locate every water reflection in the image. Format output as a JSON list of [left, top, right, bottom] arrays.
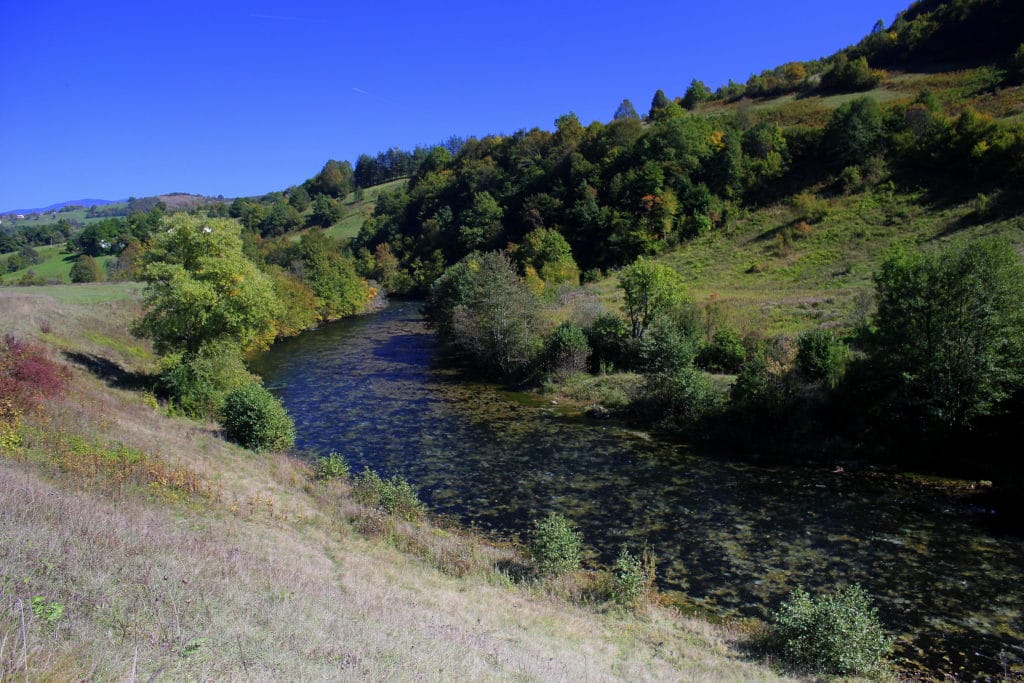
[[251, 303, 1024, 678]]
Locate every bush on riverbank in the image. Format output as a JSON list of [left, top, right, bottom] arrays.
[[529, 512, 582, 577], [770, 583, 893, 676], [220, 382, 296, 451], [352, 467, 427, 521], [314, 451, 350, 481], [609, 546, 656, 609]]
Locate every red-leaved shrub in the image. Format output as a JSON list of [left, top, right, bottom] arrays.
[[0, 335, 70, 418]]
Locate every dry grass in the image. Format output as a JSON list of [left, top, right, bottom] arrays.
[[0, 287, 796, 681]]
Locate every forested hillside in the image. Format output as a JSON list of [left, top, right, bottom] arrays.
[[353, 0, 1024, 290], [335, 0, 1024, 479]]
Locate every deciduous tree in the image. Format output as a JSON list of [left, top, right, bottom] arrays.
[[870, 240, 1024, 430], [131, 214, 282, 355], [618, 257, 686, 338], [69, 255, 104, 283]]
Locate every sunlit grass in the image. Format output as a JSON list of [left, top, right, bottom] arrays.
[[1, 244, 116, 284], [585, 186, 1022, 336]]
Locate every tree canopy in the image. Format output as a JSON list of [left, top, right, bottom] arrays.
[[131, 214, 282, 355], [870, 239, 1024, 431], [618, 257, 686, 339]]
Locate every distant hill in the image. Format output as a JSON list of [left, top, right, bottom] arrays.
[[2, 198, 122, 215]]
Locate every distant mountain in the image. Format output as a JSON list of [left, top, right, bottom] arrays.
[[1, 198, 123, 215]]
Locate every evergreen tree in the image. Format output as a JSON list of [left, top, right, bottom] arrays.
[[613, 99, 641, 121], [648, 89, 670, 118], [681, 79, 712, 109]]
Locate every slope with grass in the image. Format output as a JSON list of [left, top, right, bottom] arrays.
[[328, 178, 409, 242], [285, 178, 408, 243], [586, 187, 1024, 337], [0, 286, 792, 681], [1, 244, 116, 285]]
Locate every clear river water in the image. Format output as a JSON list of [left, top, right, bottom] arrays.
[[250, 302, 1024, 679]]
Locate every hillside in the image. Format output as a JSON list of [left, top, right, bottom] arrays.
[[0, 285, 791, 681], [0, 199, 120, 215]]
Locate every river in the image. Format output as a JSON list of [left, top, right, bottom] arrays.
[[250, 302, 1024, 678]]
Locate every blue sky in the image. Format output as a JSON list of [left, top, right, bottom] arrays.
[[1, 0, 911, 211]]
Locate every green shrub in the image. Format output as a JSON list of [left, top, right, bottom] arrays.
[[529, 512, 582, 577], [636, 315, 700, 374], [697, 326, 747, 374], [17, 246, 42, 266], [789, 192, 828, 224], [18, 270, 45, 286], [973, 191, 994, 218], [158, 342, 254, 417], [731, 347, 774, 408], [352, 467, 426, 521], [69, 255, 104, 283], [314, 451, 350, 481], [6, 253, 24, 273], [796, 328, 848, 387], [771, 584, 893, 676], [638, 367, 725, 430], [837, 165, 863, 194], [544, 321, 590, 376], [609, 546, 654, 608], [219, 382, 296, 452], [584, 314, 631, 373], [820, 54, 880, 92]]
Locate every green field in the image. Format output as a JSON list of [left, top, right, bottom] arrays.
[[2, 205, 124, 228], [1, 244, 116, 284], [4, 281, 144, 304]]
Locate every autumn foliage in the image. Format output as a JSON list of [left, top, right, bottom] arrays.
[[0, 335, 70, 420]]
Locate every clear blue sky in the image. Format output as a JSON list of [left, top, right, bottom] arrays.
[[0, 0, 911, 211]]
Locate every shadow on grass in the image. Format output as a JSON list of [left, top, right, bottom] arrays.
[[64, 351, 152, 391], [929, 190, 1024, 240], [493, 559, 533, 584]]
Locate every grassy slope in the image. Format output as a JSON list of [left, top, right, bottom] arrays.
[[698, 64, 1022, 127], [290, 178, 409, 244], [328, 178, 409, 242], [0, 287, 792, 681], [586, 66, 1024, 336], [651, 190, 1018, 336], [1, 244, 116, 284]]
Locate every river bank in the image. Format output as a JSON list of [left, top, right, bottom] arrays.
[[252, 301, 1024, 678]]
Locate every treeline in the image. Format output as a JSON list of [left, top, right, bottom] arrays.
[[0, 221, 73, 253], [220, 139, 469, 241], [353, 88, 1024, 296], [354, 137, 465, 188]]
